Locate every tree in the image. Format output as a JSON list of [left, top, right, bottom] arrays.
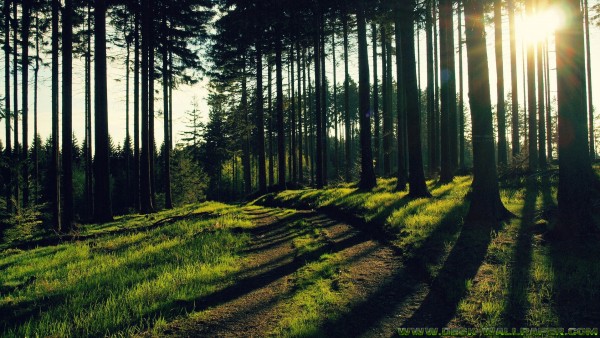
[[463, 0, 511, 223], [394, 5, 407, 191], [439, 0, 457, 182], [343, 14, 352, 183], [526, 0, 538, 171], [508, 0, 520, 159], [94, 0, 113, 222], [4, 0, 12, 213], [21, 0, 31, 207], [62, 0, 74, 229], [494, 0, 508, 166], [356, 3, 376, 190], [51, 0, 61, 229], [256, 41, 267, 193], [401, 0, 430, 198], [140, 0, 154, 214], [553, 0, 596, 236]]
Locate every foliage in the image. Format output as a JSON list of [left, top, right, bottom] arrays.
[[170, 148, 209, 206]]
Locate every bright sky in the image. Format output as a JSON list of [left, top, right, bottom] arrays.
[[0, 2, 599, 153]]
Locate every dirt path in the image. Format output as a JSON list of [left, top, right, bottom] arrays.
[[157, 206, 434, 337]]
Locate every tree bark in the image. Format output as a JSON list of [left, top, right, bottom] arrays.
[[526, 1, 538, 171], [508, 0, 520, 159], [584, 0, 595, 159], [314, 20, 324, 189], [4, 0, 12, 214], [276, 38, 286, 188], [495, 0, 508, 166], [94, 0, 113, 222], [162, 13, 172, 209], [554, 0, 595, 236], [51, 0, 61, 229], [256, 42, 267, 193], [464, 0, 511, 223], [21, 0, 31, 208], [426, 0, 437, 175], [357, 5, 376, 190], [343, 15, 352, 183], [140, 0, 154, 214], [439, 0, 456, 182], [371, 23, 380, 176], [394, 8, 407, 191], [62, 0, 74, 228]]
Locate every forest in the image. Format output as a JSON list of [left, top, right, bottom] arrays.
[[1, 0, 599, 336]]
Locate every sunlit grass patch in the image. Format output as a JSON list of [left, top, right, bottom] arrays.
[[0, 202, 251, 337]]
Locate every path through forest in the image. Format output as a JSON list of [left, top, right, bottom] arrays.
[[150, 206, 446, 337]]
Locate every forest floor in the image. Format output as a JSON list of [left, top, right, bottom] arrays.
[[1, 175, 600, 337]]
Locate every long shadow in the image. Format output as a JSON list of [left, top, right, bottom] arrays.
[[322, 202, 468, 336], [504, 178, 537, 327]]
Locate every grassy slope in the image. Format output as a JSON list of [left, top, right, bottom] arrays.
[[254, 175, 600, 331], [0, 202, 252, 337]]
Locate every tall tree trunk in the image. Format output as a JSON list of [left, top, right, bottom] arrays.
[[276, 38, 286, 188], [94, 0, 112, 222], [314, 21, 324, 188], [439, 0, 456, 182], [371, 23, 380, 176], [508, 0, 520, 159], [554, 0, 595, 236], [125, 13, 131, 209], [343, 15, 352, 183], [402, 1, 430, 198], [332, 30, 339, 179], [426, 0, 437, 175], [526, 1, 538, 171], [458, 0, 466, 170], [140, 0, 154, 214], [495, 0, 508, 166], [62, 0, 74, 229], [51, 0, 61, 229], [584, 0, 594, 159], [242, 57, 251, 194], [268, 60, 274, 187], [357, 4, 376, 190], [149, 37, 156, 207], [545, 38, 553, 161], [256, 42, 267, 193], [320, 19, 328, 186], [4, 0, 11, 214], [33, 11, 39, 201], [85, 0, 93, 219], [12, 0, 18, 210], [297, 42, 304, 184], [433, 2, 441, 173], [537, 24, 546, 168], [21, 0, 30, 208], [290, 45, 297, 184], [394, 8, 407, 191], [464, 0, 511, 223], [133, 7, 140, 211], [162, 14, 172, 209], [381, 26, 392, 177]]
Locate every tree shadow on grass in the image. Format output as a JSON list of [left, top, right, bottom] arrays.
[[504, 178, 538, 327], [322, 201, 469, 336]]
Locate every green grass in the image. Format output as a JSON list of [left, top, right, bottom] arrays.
[[257, 174, 600, 331], [0, 202, 250, 337]]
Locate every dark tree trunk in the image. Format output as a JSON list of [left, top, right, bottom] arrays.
[[276, 38, 286, 188], [371, 23, 380, 176], [439, 0, 456, 183], [4, 0, 11, 214], [357, 5, 376, 190], [320, 20, 328, 186], [85, 1, 93, 219], [401, 1, 430, 198], [545, 39, 553, 161], [537, 34, 546, 168], [94, 0, 113, 222], [242, 58, 251, 194], [526, 1, 538, 171], [268, 60, 274, 186], [162, 15, 172, 209], [394, 7, 407, 191], [332, 31, 339, 179], [508, 0, 520, 159], [464, 0, 511, 223], [314, 23, 324, 189], [343, 15, 352, 183], [62, 0, 74, 229], [290, 45, 297, 184], [458, 0, 466, 170], [12, 0, 18, 210], [133, 7, 140, 211], [381, 26, 392, 177], [140, 0, 154, 214], [297, 43, 304, 184], [554, 0, 595, 236], [21, 0, 31, 208], [426, 0, 437, 176], [149, 37, 156, 207], [256, 42, 267, 193], [495, 0, 507, 167], [51, 0, 61, 229], [584, 0, 594, 159]]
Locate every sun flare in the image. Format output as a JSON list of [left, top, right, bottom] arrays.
[[518, 6, 566, 42]]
